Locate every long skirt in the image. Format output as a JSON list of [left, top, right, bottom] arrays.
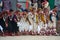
[[52, 16, 56, 28], [12, 21, 18, 33], [0, 25, 3, 32], [17, 18, 29, 32]]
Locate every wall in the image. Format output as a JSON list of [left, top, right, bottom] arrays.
[[10, 0, 17, 10], [48, 0, 55, 10]]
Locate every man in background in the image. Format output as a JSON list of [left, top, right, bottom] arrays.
[[0, 0, 3, 12], [3, 0, 11, 11]]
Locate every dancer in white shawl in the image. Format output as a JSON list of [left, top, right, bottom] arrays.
[[49, 6, 58, 35], [28, 11, 33, 32], [17, 11, 29, 32], [50, 6, 58, 29], [37, 8, 44, 34]]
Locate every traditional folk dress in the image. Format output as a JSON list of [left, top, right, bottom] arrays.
[[40, 13, 47, 32], [42, 1, 50, 10], [34, 13, 43, 33], [49, 11, 57, 34], [28, 12, 34, 32], [3, 14, 9, 32], [12, 15, 18, 33], [33, 12, 38, 32], [49, 10, 57, 28], [17, 17, 24, 32], [37, 20, 44, 33], [0, 16, 5, 32], [47, 15, 53, 28], [7, 15, 13, 33]]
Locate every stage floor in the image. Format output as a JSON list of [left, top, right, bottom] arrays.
[[0, 36, 60, 40]]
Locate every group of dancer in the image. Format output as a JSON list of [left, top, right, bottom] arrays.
[[0, 5, 58, 36]]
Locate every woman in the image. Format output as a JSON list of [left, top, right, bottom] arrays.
[[2, 11, 9, 33], [50, 6, 58, 28], [42, 0, 50, 10], [11, 14, 18, 35], [17, 11, 24, 32], [0, 13, 5, 35], [7, 13, 13, 35], [37, 8, 44, 34], [32, 8, 38, 34], [17, 10, 29, 34], [3, 0, 11, 11], [28, 8, 34, 32], [49, 6, 58, 35], [43, 8, 50, 29]]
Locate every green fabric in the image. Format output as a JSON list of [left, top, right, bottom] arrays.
[[48, 0, 55, 10], [19, 9, 22, 12]]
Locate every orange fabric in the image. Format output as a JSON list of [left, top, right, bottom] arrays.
[[26, 0, 29, 9]]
